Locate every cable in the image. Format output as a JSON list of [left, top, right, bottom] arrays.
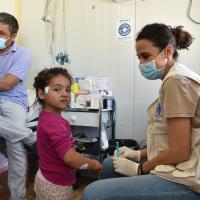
[[42, 0, 70, 66], [42, 0, 53, 22], [187, 0, 200, 25], [55, 0, 70, 65], [62, 0, 66, 52], [42, 0, 55, 67], [49, 0, 55, 68]]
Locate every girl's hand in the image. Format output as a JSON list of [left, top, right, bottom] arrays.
[[91, 160, 103, 172]]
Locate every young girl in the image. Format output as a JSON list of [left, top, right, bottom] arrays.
[[33, 67, 102, 199]]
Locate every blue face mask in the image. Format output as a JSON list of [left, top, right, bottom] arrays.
[[139, 60, 164, 80], [0, 38, 7, 50]]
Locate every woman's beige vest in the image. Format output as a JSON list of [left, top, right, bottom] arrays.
[[147, 63, 200, 192]]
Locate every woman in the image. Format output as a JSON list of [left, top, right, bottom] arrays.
[[82, 23, 200, 200]]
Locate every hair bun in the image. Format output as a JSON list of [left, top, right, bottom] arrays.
[[171, 26, 193, 50]]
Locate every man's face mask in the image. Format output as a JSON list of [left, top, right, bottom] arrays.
[[0, 38, 7, 50], [138, 49, 167, 80]]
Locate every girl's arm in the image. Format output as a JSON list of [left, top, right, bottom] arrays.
[[142, 117, 191, 174], [63, 147, 103, 172]]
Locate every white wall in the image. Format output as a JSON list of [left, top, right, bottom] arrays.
[[1, 0, 200, 142], [0, 0, 16, 14], [19, 0, 136, 140]]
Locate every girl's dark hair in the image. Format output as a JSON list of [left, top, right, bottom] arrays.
[[33, 67, 73, 105], [136, 23, 193, 59]]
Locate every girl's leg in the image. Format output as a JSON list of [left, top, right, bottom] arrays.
[[83, 175, 200, 200], [34, 171, 73, 200]]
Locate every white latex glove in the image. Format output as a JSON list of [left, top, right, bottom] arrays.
[[112, 157, 139, 176], [117, 146, 140, 162]]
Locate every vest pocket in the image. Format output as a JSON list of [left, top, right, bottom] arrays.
[[156, 129, 200, 178], [173, 129, 200, 178]]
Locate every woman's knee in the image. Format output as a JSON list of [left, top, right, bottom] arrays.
[[102, 156, 115, 178], [82, 181, 99, 200]]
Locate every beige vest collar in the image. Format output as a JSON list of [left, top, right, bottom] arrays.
[[163, 63, 200, 84]]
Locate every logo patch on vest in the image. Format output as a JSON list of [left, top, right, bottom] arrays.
[[155, 102, 161, 117]]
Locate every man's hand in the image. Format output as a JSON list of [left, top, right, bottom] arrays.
[[117, 146, 141, 162], [113, 157, 139, 176]]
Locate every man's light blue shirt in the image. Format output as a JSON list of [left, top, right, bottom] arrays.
[[0, 42, 32, 109]]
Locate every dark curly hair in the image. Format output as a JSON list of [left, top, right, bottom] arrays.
[[136, 23, 193, 60], [33, 67, 73, 105]]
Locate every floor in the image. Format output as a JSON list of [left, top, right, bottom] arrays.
[[0, 170, 95, 200]]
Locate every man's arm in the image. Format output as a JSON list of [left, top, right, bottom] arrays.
[[0, 73, 20, 91]]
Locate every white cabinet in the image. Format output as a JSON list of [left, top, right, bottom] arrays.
[[62, 108, 114, 162], [62, 111, 99, 127]]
